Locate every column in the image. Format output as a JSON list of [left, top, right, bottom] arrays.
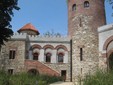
[[29, 51, 33, 60], [39, 49, 44, 62], [51, 50, 57, 63], [64, 51, 68, 63]]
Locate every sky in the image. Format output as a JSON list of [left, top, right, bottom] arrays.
[[11, 0, 113, 35]]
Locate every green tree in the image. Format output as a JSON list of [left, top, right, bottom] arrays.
[[0, 0, 20, 48]]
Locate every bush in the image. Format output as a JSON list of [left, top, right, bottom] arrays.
[[0, 71, 62, 85], [83, 70, 113, 85]]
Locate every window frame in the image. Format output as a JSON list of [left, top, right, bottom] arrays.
[[84, 1, 90, 8], [9, 50, 16, 59]]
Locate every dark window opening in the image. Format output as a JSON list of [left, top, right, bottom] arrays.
[[72, 4, 76, 11], [33, 53, 39, 60], [80, 48, 83, 61], [58, 53, 64, 63], [8, 69, 13, 74], [46, 53, 51, 63], [61, 70, 66, 81], [79, 18, 82, 27], [84, 1, 89, 8], [9, 50, 16, 59]]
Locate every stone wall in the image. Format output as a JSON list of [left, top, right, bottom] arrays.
[[0, 40, 26, 73], [72, 15, 99, 81]]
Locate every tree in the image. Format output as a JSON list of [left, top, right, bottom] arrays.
[[0, 0, 20, 48]]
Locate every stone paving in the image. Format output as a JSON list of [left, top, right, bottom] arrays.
[[50, 81, 74, 85]]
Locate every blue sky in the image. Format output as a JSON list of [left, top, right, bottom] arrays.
[[11, 0, 113, 35]]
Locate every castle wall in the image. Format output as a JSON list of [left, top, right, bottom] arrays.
[[0, 40, 26, 73]]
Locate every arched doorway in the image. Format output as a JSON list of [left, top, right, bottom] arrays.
[[109, 52, 113, 70], [28, 69, 39, 75]]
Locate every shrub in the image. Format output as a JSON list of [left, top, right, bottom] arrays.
[[83, 70, 113, 85]]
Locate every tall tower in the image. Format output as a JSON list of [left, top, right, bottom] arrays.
[[68, 0, 106, 81]]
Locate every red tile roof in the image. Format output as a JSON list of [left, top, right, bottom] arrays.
[[18, 23, 40, 35]]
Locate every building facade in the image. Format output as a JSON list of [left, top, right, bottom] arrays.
[[0, 0, 113, 81]]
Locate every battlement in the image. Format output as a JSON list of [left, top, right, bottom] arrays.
[[10, 33, 70, 42], [28, 35, 70, 42], [11, 33, 27, 40]]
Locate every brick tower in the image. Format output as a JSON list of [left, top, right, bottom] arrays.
[[68, 0, 106, 81]]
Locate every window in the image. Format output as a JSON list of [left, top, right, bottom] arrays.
[[9, 50, 16, 59], [33, 53, 39, 60], [8, 69, 13, 74], [58, 53, 64, 63], [80, 48, 83, 61], [84, 1, 89, 8], [45, 53, 51, 63], [72, 4, 76, 11]]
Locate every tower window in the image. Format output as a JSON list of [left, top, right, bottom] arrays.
[[72, 4, 76, 11], [84, 1, 89, 8], [80, 48, 83, 61], [45, 53, 51, 63], [58, 53, 64, 63], [9, 50, 16, 59], [33, 53, 39, 60]]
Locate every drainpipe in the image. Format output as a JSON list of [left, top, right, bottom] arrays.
[[70, 39, 72, 82]]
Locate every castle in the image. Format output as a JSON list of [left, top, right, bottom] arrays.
[[0, 0, 113, 81]]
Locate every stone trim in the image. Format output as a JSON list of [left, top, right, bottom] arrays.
[[103, 35, 113, 50], [43, 45, 54, 50], [55, 45, 68, 51]]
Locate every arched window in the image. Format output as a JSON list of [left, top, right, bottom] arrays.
[[33, 52, 39, 60], [84, 1, 89, 8], [72, 4, 76, 11], [58, 53, 64, 63], [45, 53, 51, 63]]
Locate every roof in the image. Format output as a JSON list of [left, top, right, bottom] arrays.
[[17, 23, 40, 35]]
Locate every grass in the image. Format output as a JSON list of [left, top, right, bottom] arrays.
[[83, 70, 113, 85], [0, 71, 62, 85]]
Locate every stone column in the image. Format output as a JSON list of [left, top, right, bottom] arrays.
[[51, 50, 57, 63], [39, 49, 44, 62], [64, 51, 68, 63], [29, 51, 33, 60]]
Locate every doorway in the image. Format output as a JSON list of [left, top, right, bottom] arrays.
[[61, 70, 66, 81], [109, 52, 113, 70]]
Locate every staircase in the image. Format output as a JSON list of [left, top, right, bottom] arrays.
[[24, 60, 60, 76]]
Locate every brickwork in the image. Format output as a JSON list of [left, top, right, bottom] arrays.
[[68, 0, 106, 81], [68, 0, 106, 37]]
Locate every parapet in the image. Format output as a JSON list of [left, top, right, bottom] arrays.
[[28, 35, 70, 43], [11, 33, 27, 40]]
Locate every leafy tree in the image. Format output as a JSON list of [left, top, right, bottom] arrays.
[[0, 0, 20, 48]]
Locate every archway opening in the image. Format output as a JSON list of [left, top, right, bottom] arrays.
[[109, 52, 113, 70], [28, 69, 39, 75]]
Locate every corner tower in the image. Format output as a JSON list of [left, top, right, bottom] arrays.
[[68, 0, 106, 81]]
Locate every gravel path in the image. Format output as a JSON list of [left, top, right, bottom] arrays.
[[50, 81, 74, 85]]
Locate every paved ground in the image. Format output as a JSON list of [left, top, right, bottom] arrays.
[[50, 81, 74, 85]]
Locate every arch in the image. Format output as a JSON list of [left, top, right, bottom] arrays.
[[55, 45, 68, 51], [28, 69, 39, 75], [72, 4, 76, 11], [103, 35, 113, 50], [84, 1, 89, 8], [43, 45, 54, 50], [30, 44, 42, 50]]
